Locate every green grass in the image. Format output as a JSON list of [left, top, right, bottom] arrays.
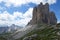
[[16, 24, 57, 40], [0, 32, 12, 40], [0, 36, 7, 40]]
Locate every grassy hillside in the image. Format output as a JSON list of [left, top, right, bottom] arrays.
[[0, 36, 7, 40], [0, 32, 12, 40], [56, 23, 60, 40], [16, 24, 58, 40]]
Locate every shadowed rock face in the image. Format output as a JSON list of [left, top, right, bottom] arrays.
[[28, 3, 57, 25]]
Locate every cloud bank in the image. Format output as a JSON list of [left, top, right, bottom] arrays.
[[0, 8, 33, 26], [0, 0, 56, 7]]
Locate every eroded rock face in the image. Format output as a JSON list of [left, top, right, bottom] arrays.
[[28, 3, 57, 25]]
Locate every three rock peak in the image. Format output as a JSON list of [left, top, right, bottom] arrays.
[[28, 2, 57, 25]]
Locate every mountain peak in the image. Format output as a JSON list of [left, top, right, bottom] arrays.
[[28, 3, 57, 25]]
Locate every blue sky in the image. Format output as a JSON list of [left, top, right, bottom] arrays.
[[0, 0, 60, 26], [50, 0, 60, 23]]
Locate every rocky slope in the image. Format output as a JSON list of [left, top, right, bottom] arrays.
[[7, 25, 37, 40]]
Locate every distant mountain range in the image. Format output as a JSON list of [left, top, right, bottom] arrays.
[[0, 24, 23, 34], [0, 27, 9, 34], [8, 24, 23, 33]]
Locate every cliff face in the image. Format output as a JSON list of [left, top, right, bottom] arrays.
[[28, 3, 57, 25]]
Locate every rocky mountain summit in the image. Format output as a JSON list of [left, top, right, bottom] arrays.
[[28, 3, 57, 25]]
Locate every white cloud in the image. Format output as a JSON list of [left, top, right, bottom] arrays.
[[0, 6, 6, 13], [0, 0, 56, 7], [47, 0, 56, 4], [0, 8, 33, 26], [57, 21, 60, 23]]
